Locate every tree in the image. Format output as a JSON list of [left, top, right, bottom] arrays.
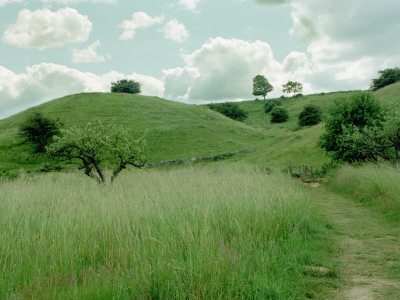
[[282, 81, 303, 96], [298, 104, 322, 126], [19, 111, 62, 153], [370, 67, 400, 91], [264, 99, 282, 113], [252, 75, 273, 100], [111, 79, 142, 94], [320, 92, 385, 163], [270, 106, 289, 123], [47, 120, 147, 184], [208, 103, 248, 121]]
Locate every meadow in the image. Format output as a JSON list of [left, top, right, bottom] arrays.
[[0, 164, 336, 299]]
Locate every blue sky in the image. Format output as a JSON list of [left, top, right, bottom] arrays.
[[1, 0, 400, 118]]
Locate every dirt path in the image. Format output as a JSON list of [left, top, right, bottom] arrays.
[[311, 186, 400, 299]]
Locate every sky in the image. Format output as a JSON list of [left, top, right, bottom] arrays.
[[1, 0, 400, 118]]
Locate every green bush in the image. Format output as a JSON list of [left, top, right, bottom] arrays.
[[320, 92, 385, 162], [264, 99, 282, 113], [270, 106, 289, 123], [19, 111, 62, 153], [298, 104, 322, 126], [111, 79, 142, 94], [208, 103, 248, 121], [370, 67, 400, 91]]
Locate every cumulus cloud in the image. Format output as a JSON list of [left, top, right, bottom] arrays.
[[72, 40, 107, 63], [163, 38, 284, 101], [119, 12, 164, 40], [3, 7, 92, 49], [178, 0, 203, 12], [0, 64, 164, 119], [162, 19, 189, 43]]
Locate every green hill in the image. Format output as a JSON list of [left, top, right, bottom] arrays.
[[1, 84, 399, 174], [0, 93, 265, 172]]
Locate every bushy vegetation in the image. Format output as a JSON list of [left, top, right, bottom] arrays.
[[298, 104, 322, 126], [19, 111, 62, 153], [264, 99, 282, 113], [370, 67, 400, 91], [47, 120, 147, 184], [0, 165, 333, 299], [328, 163, 400, 222], [208, 102, 248, 121], [111, 79, 142, 94], [320, 92, 385, 163], [270, 106, 289, 123]]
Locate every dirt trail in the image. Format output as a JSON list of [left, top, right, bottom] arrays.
[[311, 186, 400, 299]]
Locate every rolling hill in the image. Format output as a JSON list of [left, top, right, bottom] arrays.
[[1, 83, 399, 174]]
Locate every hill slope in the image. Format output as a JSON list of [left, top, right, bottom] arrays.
[[1, 84, 399, 173], [0, 93, 264, 171]]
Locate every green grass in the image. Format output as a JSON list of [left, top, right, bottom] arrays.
[[327, 163, 400, 222], [0, 164, 335, 299], [3, 85, 400, 174], [0, 93, 265, 172]]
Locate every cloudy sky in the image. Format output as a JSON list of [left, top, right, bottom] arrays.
[[1, 0, 400, 118]]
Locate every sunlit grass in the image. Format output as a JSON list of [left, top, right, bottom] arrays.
[[0, 164, 333, 298], [328, 163, 400, 221]]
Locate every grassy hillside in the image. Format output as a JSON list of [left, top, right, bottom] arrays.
[[0, 93, 265, 172], [1, 84, 399, 174]]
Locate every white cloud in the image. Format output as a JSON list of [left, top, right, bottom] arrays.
[[163, 38, 283, 101], [72, 40, 107, 64], [119, 12, 164, 40], [3, 7, 92, 50], [248, 0, 400, 94], [0, 64, 164, 119], [0, 0, 21, 6], [162, 19, 189, 43], [178, 0, 203, 12]]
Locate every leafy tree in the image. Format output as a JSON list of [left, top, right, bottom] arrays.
[[264, 99, 282, 113], [298, 104, 322, 126], [270, 106, 289, 123], [282, 81, 303, 96], [252, 75, 273, 100], [320, 92, 385, 163], [111, 79, 142, 94], [47, 120, 147, 184], [208, 103, 248, 121], [370, 67, 400, 91], [19, 111, 62, 153]]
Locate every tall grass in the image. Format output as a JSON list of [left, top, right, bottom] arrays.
[[1, 164, 332, 299], [328, 163, 400, 221]]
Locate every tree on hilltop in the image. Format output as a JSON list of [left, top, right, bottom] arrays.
[[370, 67, 400, 91], [282, 81, 303, 97], [252, 75, 273, 100], [111, 79, 142, 94]]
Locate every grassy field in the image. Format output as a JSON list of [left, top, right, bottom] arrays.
[[327, 163, 400, 222], [0, 164, 337, 299]]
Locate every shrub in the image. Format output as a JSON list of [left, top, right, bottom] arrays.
[[270, 106, 289, 123], [208, 103, 248, 121], [111, 79, 142, 94], [298, 104, 322, 126], [19, 111, 62, 153], [370, 67, 400, 91], [320, 92, 385, 163], [264, 99, 282, 113]]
